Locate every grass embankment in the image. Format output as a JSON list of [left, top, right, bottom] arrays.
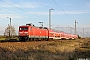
[[0, 38, 90, 60], [0, 38, 6, 40], [0, 36, 6, 40], [0, 37, 19, 42]]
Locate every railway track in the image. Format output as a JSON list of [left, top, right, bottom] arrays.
[[0, 38, 76, 43]]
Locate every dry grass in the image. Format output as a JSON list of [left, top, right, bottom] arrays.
[[0, 38, 90, 60]]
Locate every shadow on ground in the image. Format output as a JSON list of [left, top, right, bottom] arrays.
[[0, 39, 19, 42]]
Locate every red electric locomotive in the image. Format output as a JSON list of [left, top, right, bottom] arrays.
[[19, 23, 49, 41]]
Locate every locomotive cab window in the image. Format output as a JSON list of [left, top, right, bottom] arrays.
[[19, 27, 28, 30]]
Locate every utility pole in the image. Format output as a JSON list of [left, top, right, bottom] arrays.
[[70, 28, 71, 34], [7, 17, 11, 40], [7, 17, 11, 26], [75, 20, 78, 35], [83, 28, 84, 38], [49, 8, 54, 29]]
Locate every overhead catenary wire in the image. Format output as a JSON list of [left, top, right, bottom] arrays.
[[53, 0, 73, 20], [52, 0, 75, 33], [0, 8, 31, 19], [0, 0, 50, 27], [0, 1, 34, 19], [0, 8, 37, 25], [0, 0, 48, 23]]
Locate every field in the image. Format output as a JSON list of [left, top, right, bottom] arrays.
[[0, 38, 90, 60]]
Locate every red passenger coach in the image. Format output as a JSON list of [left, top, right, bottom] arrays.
[[49, 30, 55, 39], [19, 24, 49, 41], [60, 32, 66, 40]]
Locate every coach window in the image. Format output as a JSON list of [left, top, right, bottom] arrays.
[[61, 34, 63, 37], [50, 33, 53, 35], [58, 36, 60, 37]]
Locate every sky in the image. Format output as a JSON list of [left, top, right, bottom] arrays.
[[0, 0, 90, 37]]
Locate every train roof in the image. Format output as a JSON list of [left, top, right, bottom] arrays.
[[19, 23, 49, 29]]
